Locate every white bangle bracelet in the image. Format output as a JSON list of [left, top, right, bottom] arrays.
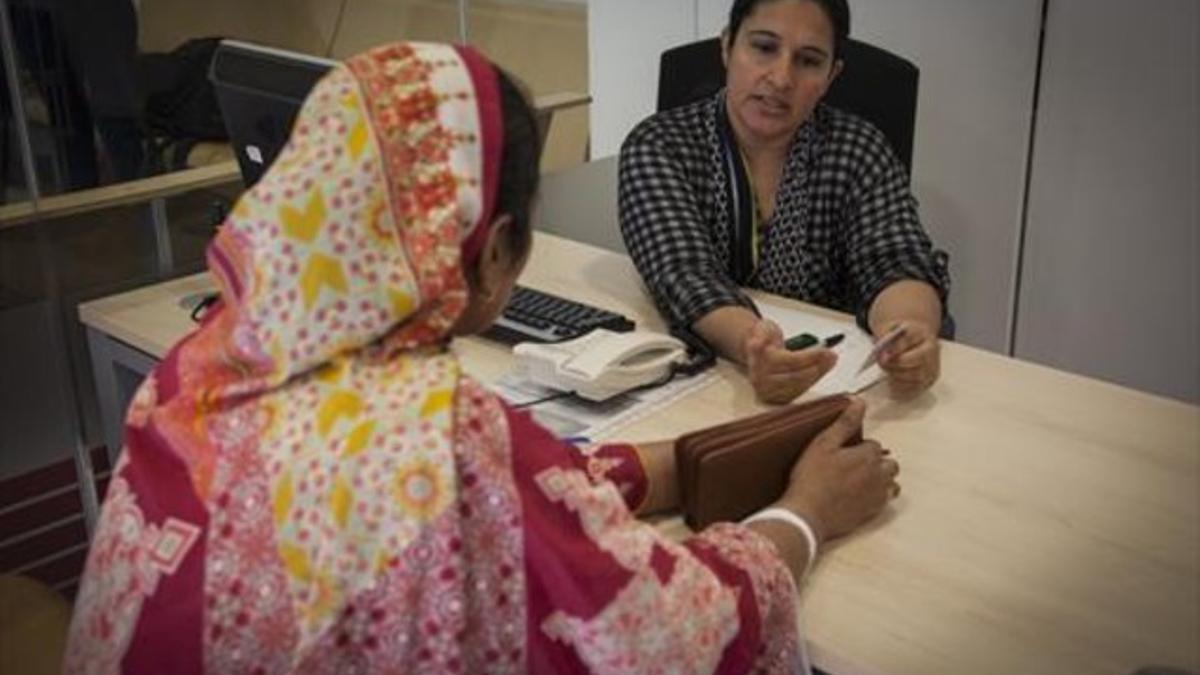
[[743, 507, 820, 577]]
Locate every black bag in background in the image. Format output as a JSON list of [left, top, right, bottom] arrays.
[[139, 37, 229, 172]]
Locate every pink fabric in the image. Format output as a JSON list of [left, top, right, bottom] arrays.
[[64, 40, 802, 674], [504, 407, 801, 674], [454, 44, 504, 267]]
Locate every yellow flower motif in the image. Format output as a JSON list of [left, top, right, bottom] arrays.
[[299, 252, 348, 309], [388, 288, 414, 319], [393, 459, 448, 520], [280, 189, 326, 243], [254, 400, 279, 444], [330, 475, 353, 529], [343, 420, 376, 458], [317, 390, 363, 437], [279, 541, 311, 582], [314, 358, 347, 384], [304, 572, 340, 627], [366, 194, 393, 241], [347, 119, 369, 160], [274, 470, 294, 525], [420, 389, 453, 419]]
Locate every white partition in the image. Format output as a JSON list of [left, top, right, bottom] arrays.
[[1016, 0, 1200, 403], [535, 156, 624, 253], [590, 0, 1043, 353], [587, 1, 697, 160]]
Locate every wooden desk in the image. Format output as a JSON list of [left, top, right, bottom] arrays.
[[79, 232, 1200, 675]]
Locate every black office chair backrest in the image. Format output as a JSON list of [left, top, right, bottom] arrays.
[[656, 37, 919, 171]]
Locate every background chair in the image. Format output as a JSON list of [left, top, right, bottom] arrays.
[[656, 36, 919, 172]]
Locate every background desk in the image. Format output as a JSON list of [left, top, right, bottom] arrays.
[[80, 232, 1200, 675]]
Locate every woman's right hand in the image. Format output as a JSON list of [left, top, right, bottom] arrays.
[[777, 398, 899, 545], [744, 319, 838, 404]]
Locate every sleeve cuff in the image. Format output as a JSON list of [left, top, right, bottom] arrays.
[[570, 442, 649, 512]]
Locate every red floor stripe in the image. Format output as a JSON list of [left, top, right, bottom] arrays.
[[0, 518, 88, 572], [0, 490, 83, 541], [0, 459, 77, 510], [1, 447, 111, 510]]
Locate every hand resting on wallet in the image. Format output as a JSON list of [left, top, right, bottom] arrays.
[[750, 398, 899, 581], [777, 399, 899, 540], [632, 397, 899, 583]]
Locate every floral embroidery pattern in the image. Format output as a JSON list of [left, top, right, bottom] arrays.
[[64, 475, 201, 674], [695, 524, 801, 672], [535, 466, 741, 673]]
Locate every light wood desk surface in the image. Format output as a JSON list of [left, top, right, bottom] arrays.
[[79, 232, 1200, 675]]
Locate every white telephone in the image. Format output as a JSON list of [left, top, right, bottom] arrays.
[[513, 329, 689, 402]]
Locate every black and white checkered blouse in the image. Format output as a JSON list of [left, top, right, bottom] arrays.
[[618, 92, 951, 331]]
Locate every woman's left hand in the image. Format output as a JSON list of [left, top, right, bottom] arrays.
[[875, 320, 940, 398]]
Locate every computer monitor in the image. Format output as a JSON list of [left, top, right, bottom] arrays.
[[209, 40, 335, 188]]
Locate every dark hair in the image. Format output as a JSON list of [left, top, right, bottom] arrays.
[[493, 67, 541, 261], [728, 0, 850, 60]]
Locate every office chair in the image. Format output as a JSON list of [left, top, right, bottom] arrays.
[[656, 36, 919, 171]]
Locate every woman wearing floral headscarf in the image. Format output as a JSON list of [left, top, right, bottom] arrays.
[[65, 41, 898, 674]]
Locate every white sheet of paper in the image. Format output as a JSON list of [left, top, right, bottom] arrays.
[[756, 299, 886, 396]]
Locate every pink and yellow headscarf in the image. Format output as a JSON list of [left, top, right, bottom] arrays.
[[206, 41, 503, 392], [69, 44, 805, 675], [75, 42, 514, 661], [157, 41, 507, 492]]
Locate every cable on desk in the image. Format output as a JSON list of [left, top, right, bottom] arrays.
[[511, 390, 576, 410], [190, 292, 220, 323]]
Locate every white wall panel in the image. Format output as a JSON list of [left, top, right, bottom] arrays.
[[1016, 0, 1199, 402], [697, 0, 726, 35], [845, 1, 1042, 352], [587, 1, 697, 158]]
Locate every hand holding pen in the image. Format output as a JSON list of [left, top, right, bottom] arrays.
[[744, 319, 839, 404]]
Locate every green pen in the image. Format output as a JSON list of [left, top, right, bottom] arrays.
[[785, 333, 819, 351], [785, 332, 845, 351]]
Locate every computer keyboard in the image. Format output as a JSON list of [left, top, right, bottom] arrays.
[[483, 285, 635, 344]]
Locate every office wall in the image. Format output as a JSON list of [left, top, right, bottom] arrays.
[[587, 1, 697, 165], [589, 0, 1043, 353], [536, 156, 624, 252], [1016, 0, 1200, 403], [138, 0, 342, 54]]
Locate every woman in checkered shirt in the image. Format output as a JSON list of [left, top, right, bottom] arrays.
[[619, 0, 951, 404]]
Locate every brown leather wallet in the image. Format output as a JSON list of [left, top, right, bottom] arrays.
[[675, 394, 857, 530]]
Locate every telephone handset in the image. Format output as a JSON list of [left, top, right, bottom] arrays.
[[513, 329, 689, 401]]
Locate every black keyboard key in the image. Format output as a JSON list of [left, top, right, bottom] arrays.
[[480, 285, 635, 344]]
